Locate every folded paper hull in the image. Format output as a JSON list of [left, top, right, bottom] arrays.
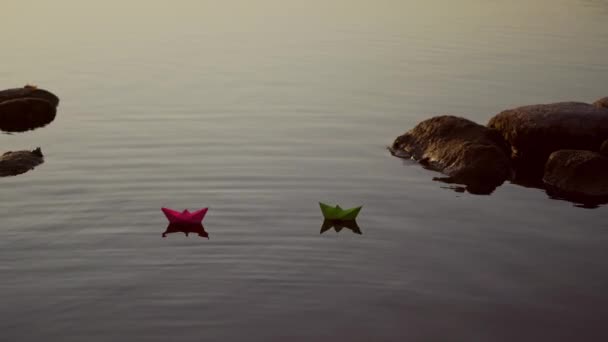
[[319, 202, 362, 220], [161, 207, 208, 224]]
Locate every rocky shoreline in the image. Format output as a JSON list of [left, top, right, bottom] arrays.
[[390, 96, 608, 205]]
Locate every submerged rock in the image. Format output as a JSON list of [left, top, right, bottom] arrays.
[[488, 102, 608, 182], [0, 85, 59, 132], [0, 148, 44, 177], [389, 115, 511, 194], [543, 150, 608, 203]]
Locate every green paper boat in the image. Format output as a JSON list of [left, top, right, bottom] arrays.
[[319, 202, 362, 220]]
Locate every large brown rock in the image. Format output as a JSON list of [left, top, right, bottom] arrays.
[[0, 86, 59, 107], [543, 150, 608, 203], [0, 86, 59, 132], [0, 148, 44, 177], [488, 102, 608, 182], [594, 96, 608, 109], [389, 115, 511, 194]]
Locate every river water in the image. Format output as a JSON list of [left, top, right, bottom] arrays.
[[1, 1, 608, 341]]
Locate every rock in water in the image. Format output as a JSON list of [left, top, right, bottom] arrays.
[[0, 148, 44, 177], [488, 102, 608, 182], [0, 86, 59, 107], [0, 86, 59, 132], [543, 150, 608, 203], [390, 115, 511, 194]]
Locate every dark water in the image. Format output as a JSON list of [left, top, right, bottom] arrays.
[[2, 1, 608, 341]]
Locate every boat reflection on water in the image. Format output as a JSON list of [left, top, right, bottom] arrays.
[[162, 223, 209, 239], [320, 219, 362, 235]]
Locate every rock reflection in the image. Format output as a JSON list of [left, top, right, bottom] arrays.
[[162, 223, 209, 239], [320, 219, 362, 235]]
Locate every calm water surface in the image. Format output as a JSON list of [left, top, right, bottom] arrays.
[[2, 1, 608, 341]]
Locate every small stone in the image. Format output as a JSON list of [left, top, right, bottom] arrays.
[[0, 148, 44, 177]]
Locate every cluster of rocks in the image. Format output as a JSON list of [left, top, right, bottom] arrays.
[[390, 96, 608, 205], [0, 85, 59, 177]]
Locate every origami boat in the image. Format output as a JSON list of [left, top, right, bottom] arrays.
[[319, 202, 362, 220], [161, 207, 208, 224]]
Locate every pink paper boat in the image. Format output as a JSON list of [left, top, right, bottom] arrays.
[[161, 207, 208, 224]]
